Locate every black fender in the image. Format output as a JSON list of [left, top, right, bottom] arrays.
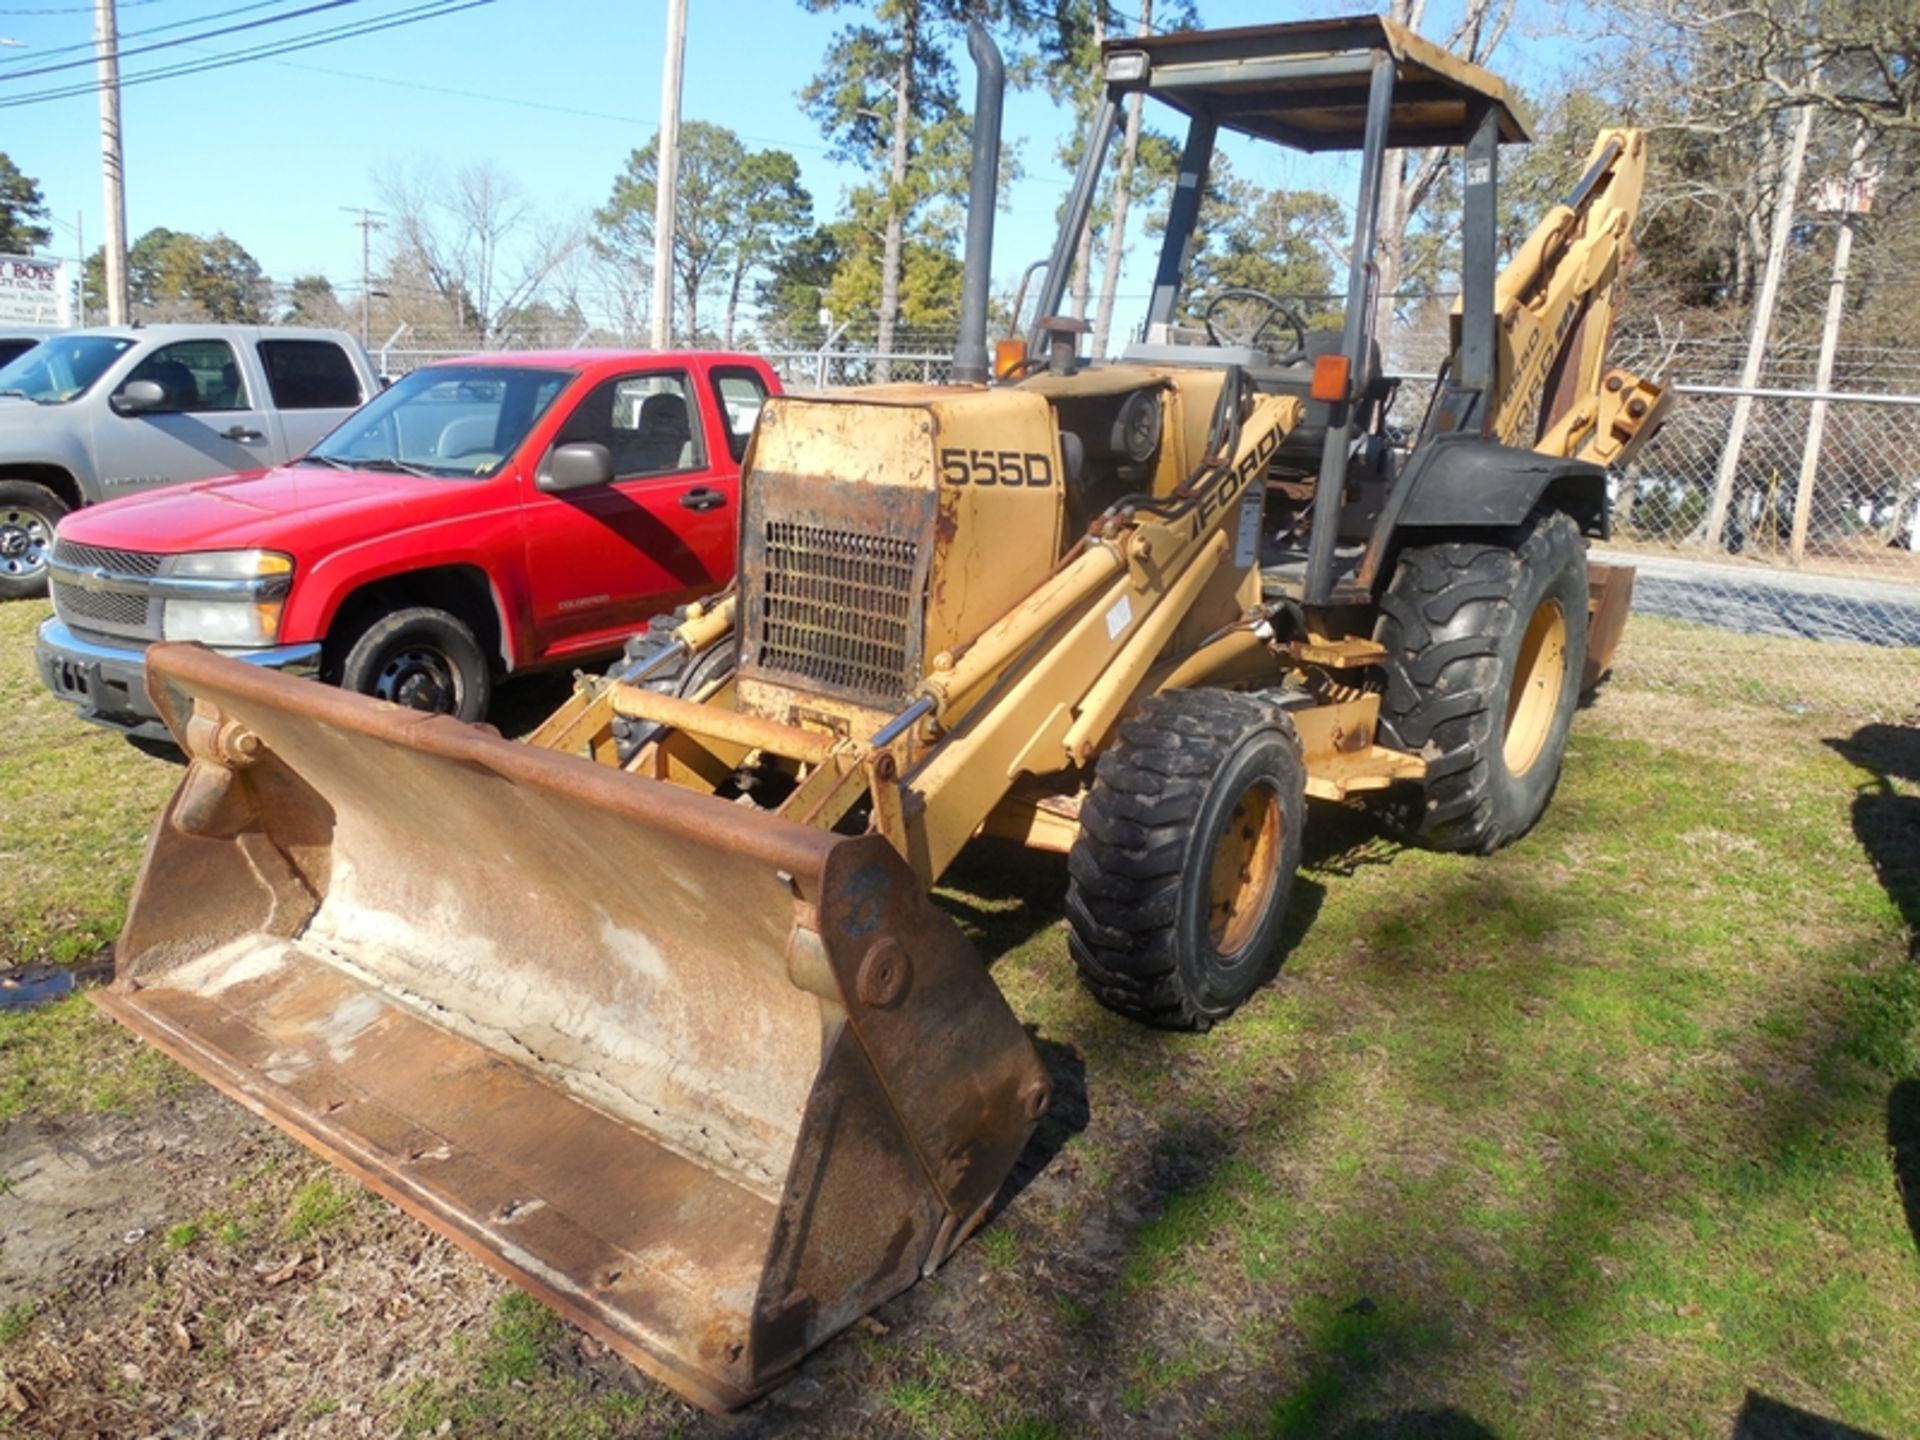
[[1360, 433, 1608, 591]]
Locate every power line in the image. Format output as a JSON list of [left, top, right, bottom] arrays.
[[0, 0, 165, 12], [0, 0, 305, 69], [0, 0, 365, 80], [0, 0, 490, 107]]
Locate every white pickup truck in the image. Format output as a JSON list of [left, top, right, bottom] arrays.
[[0, 324, 379, 598]]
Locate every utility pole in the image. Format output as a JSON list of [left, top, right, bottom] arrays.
[[75, 210, 84, 327], [94, 0, 129, 325], [342, 206, 386, 351], [650, 0, 688, 349], [1701, 99, 1816, 552], [1789, 122, 1874, 565], [1092, 0, 1153, 358]]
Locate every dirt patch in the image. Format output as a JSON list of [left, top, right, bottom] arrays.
[[0, 1086, 259, 1312]]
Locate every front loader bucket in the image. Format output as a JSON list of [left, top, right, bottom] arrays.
[[96, 644, 1049, 1412]]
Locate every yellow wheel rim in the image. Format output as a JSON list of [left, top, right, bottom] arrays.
[[1206, 782, 1282, 954], [1504, 596, 1569, 777]]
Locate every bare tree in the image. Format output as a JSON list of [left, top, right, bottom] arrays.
[[376, 158, 581, 344], [1371, 0, 1518, 346], [1648, 0, 1920, 136]]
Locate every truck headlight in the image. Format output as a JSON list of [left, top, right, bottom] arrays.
[[161, 550, 292, 648]]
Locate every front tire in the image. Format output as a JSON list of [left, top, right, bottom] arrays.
[[338, 606, 492, 722], [1375, 510, 1588, 854], [0, 480, 68, 601], [1067, 689, 1306, 1030]]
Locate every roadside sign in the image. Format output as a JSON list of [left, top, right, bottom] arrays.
[[0, 254, 71, 327]]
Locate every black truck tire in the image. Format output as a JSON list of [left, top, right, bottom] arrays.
[[1375, 509, 1588, 854], [0, 480, 68, 602], [338, 606, 492, 722], [1066, 689, 1306, 1030]]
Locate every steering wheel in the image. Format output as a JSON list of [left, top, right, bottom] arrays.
[[1202, 288, 1311, 362]]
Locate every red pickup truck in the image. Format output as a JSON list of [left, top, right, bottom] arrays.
[[35, 350, 779, 741]]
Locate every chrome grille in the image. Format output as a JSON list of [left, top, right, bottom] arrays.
[[52, 539, 164, 576], [757, 522, 919, 702], [50, 538, 164, 642], [53, 585, 151, 633]]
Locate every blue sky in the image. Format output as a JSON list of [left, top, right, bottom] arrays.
[[1, 0, 1583, 341]]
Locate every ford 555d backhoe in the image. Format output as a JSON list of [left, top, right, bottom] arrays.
[[97, 14, 1668, 1412]]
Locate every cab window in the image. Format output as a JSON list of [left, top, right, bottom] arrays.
[[257, 339, 364, 409], [710, 367, 769, 462], [547, 372, 706, 481], [125, 339, 248, 412]]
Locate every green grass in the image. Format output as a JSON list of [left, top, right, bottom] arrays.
[[1, 596, 1915, 1437], [0, 601, 179, 966], [978, 677, 1920, 1437], [0, 985, 188, 1123], [390, 1294, 659, 1438], [281, 1176, 357, 1242], [0, 1303, 35, 1345], [0, 599, 187, 1122]]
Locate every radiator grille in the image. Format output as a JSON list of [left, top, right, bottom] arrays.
[[52, 584, 152, 635], [50, 539, 164, 641], [52, 539, 165, 576], [757, 522, 919, 702]]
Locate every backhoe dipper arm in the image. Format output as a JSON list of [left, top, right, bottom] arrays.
[[1480, 127, 1667, 464]]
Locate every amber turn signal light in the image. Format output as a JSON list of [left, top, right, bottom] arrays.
[[1310, 353, 1351, 404], [993, 338, 1028, 380]]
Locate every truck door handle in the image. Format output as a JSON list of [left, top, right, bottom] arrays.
[[221, 425, 265, 442], [680, 487, 726, 512]]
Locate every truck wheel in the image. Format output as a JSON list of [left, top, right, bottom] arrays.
[[1375, 510, 1588, 854], [338, 606, 491, 722], [0, 481, 67, 602], [1066, 689, 1305, 1030], [608, 606, 737, 765]]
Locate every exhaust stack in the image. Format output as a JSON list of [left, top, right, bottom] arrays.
[[951, 17, 1004, 385]]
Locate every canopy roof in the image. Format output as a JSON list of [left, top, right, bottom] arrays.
[[1104, 14, 1531, 152]]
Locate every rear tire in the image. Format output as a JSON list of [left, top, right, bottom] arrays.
[[0, 480, 67, 602], [338, 606, 491, 723], [1066, 689, 1305, 1030], [1375, 510, 1588, 854]]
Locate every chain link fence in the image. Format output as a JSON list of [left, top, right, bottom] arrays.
[[377, 344, 957, 388], [1598, 383, 1920, 717]]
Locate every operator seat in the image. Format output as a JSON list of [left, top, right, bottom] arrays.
[[1258, 330, 1390, 469]]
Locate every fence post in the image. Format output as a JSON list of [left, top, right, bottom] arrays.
[[1790, 121, 1872, 566], [378, 323, 408, 377], [1703, 100, 1816, 552]]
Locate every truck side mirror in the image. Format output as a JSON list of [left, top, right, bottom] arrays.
[[541, 442, 615, 493], [111, 379, 169, 415]]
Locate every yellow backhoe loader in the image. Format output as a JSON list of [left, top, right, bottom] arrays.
[[96, 14, 1669, 1412]]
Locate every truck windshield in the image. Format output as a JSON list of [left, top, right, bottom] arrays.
[[0, 335, 138, 404], [303, 364, 573, 479]]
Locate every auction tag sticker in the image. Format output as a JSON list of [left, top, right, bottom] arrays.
[[1235, 482, 1264, 567], [1106, 594, 1133, 641]]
